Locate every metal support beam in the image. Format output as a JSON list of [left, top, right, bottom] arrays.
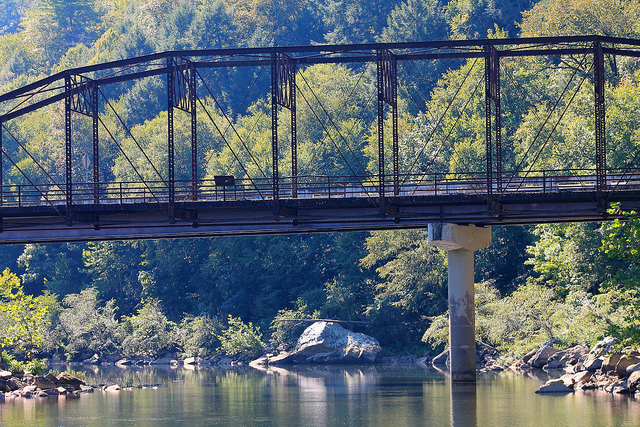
[[190, 63, 197, 201], [594, 41, 606, 204], [167, 55, 176, 215], [377, 50, 398, 198], [67, 75, 99, 204], [64, 75, 73, 224], [92, 82, 99, 204], [0, 121, 3, 206], [485, 46, 501, 198], [170, 57, 197, 201], [274, 53, 297, 197], [271, 53, 279, 201]]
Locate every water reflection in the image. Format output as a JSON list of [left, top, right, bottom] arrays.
[[1, 365, 640, 426], [450, 382, 477, 427]]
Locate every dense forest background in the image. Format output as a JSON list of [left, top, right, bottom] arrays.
[[2, 0, 640, 363]]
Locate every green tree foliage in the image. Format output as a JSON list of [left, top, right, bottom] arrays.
[[59, 288, 121, 358], [520, 0, 640, 38], [0, 269, 49, 360], [176, 314, 223, 358], [525, 223, 615, 294], [270, 300, 319, 351], [218, 314, 265, 358], [380, 0, 448, 43], [18, 243, 87, 295], [475, 226, 534, 295], [0, 0, 23, 35], [446, 0, 536, 39], [120, 298, 176, 357], [424, 282, 627, 355], [321, 0, 400, 44], [361, 230, 447, 347], [83, 241, 145, 315]]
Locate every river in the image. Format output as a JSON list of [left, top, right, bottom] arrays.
[[1, 365, 640, 426]]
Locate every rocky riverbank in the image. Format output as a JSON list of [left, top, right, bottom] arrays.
[[1, 371, 100, 400], [0, 369, 167, 401], [521, 337, 640, 396], [5, 321, 640, 401]]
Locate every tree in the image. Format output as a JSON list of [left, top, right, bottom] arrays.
[[601, 206, 640, 287], [525, 222, 616, 294], [0, 0, 24, 35], [120, 298, 176, 357], [380, 0, 448, 43], [60, 287, 121, 357], [83, 241, 145, 315], [218, 314, 265, 358], [320, 0, 400, 44], [0, 269, 49, 360], [361, 229, 447, 347], [176, 314, 222, 358], [18, 243, 87, 296], [446, 0, 536, 39], [519, 0, 640, 38]]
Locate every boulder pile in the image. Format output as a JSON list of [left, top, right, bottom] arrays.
[[0, 371, 93, 399], [509, 337, 640, 395]]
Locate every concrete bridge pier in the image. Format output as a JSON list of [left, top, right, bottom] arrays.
[[428, 223, 492, 382]]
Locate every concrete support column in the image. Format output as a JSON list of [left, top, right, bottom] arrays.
[[428, 223, 491, 383]]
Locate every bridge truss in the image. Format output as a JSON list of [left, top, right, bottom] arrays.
[[1, 35, 640, 243]]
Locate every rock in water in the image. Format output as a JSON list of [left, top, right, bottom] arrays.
[[34, 376, 56, 390], [529, 344, 560, 368], [57, 373, 85, 391], [272, 321, 381, 364], [536, 379, 574, 394]]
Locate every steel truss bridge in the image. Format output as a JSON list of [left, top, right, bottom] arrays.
[[1, 35, 640, 244]]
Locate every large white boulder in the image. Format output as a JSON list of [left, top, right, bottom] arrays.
[[270, 321, 381, 364]]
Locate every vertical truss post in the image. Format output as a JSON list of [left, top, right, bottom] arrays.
[[377, 50, 398, 198], [190, 63, 197, 200], [594, 40, 606, 202], [485, 46, 501, 199], [64, 75, 73, 223], [92, 82, 99, 203], [69, 75, 99, 204], [376, 50, 384, 199], [271, 52, 279, 201], [0, 121, 3, 205], [376, 51, 385, 198], [274, 53, 297, 197], [167, 55, 175, 215], [170, 57, 197, 201]]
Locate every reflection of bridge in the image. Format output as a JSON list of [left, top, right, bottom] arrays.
[[2, 35, 640, 243]]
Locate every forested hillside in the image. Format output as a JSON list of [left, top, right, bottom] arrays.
[[2, 0, 640, 364]]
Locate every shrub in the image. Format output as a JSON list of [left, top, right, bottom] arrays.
[[60, 288, 121, 358], [176, 315, 222, 358], [270, 300, 319, 351], [121, 299, 176, 357], [9, 358, 46, 375], [0, 269, 49, 360], [218, 315, 264, 358]]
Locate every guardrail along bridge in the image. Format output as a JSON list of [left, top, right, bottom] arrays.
[[1, 35, 640, 243]]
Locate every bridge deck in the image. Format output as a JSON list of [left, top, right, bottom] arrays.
[[0, 173, 638, 244]]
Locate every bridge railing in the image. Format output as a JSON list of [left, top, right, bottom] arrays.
[[1, 169, 640, 207]]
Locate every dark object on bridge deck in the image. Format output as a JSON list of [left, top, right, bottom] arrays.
[[214, 176, 235, 187]]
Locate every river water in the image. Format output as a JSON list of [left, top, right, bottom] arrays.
[[1, 365, 640, 426]]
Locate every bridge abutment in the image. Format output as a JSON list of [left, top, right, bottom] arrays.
[[428, 223, 492, 382]]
